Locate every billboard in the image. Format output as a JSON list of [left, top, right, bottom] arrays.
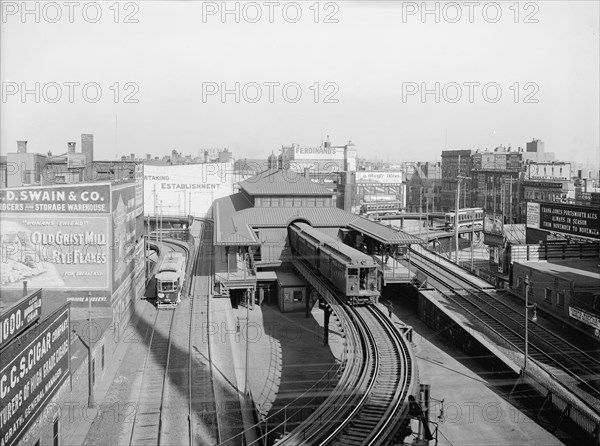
[[112, 183, 139, 293], [144, 163, 235, 218], [0, 291, 42, 351], [1, 214, 110, 290], [290, 145, 345, 160], [526, 202, 600, 240], [0, 184, 110, 214], [0, 305, 71, 446], [355, 171, 403, 184]]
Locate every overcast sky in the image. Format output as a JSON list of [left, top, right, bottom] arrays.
[[1, 1, 599, 165]]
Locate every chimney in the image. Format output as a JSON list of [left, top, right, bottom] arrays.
[[68, 142, 76, 153], [17, 141, 27, 153], [204, 150, 209, 163], [304, 167, 310, 178], [131, 153, 135, 160], [81, 134, 94, 165]]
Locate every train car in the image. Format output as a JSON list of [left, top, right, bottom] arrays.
[[444, 208, 484, 229], [155, 251, 186, 306], [288, 222, 379, 305], [360, 200, 403, 216]]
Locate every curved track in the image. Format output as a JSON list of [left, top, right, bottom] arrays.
[[409, 246, 600, 411], [281, 258, 416, 446], [327, 305, 413, 446]]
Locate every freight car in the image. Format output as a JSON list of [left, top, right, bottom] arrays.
[[155, 251, 186, 307], [288, 222, 379, 305]]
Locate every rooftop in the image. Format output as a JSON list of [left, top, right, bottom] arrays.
[[517, 259, 600, 288], [238, 169, 333, 196], [215, 194, 425, 246]]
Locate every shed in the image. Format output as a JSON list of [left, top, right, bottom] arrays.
[[275, 271, 307, 313]]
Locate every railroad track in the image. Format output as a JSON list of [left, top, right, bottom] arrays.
[[129, 308, 176, 446], [188, 221, 221, 446], [408, 246, 600, 410], [281, 258, 416, 445], [327, 305, 413, 446]]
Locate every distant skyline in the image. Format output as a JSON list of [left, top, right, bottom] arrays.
[[2, 1, 599, 167]]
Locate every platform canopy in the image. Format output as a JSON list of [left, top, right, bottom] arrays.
[[349, 217, 425, 245]]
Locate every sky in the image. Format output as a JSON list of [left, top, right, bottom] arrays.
[[1, 1, 599, 166]]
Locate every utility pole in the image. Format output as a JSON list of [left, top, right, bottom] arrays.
[[455, 173, 471, 264]]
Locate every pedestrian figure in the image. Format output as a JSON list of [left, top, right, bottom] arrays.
[[387, 300, 393, 318], [236, 317, 240, 334]]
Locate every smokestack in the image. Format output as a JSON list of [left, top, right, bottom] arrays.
[[17, 141, 27, 153], [68, 142, 76, 153], [131, 153, 135, 160], [82, 134, 93, 164], [146, 154, 151, 161]]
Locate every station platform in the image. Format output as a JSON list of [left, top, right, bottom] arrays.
[[386, 296, 565, 446]]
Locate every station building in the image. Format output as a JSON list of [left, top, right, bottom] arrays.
[[213, 165, 423, 312]]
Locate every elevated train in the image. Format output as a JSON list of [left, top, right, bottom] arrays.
[[155, 251, 186, 306], [288, 222, 379, 305]]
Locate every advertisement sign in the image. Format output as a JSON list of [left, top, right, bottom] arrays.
[[526, 202, 540, 229], [569, 306, 600, 330], [0, 305, 71, 446], [1, 214, 110, 290], [484, 213, 504, 235], [0, 291, 42, 351], [112, 184, 138, 293], [527, 202, 599, 240], [355, 171, 403, 184], [0, 184, 110, 214], [291, 146, 345, 160], [144, 163, 235, 218]]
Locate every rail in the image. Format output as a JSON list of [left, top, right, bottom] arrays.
[[276, 258, 416, 445], [408, 246, 600, 438]]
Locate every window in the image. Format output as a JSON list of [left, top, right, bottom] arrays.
[[557, 292, 565, 308], [544, 288, 552, 304], [293, 290, 303, 302]]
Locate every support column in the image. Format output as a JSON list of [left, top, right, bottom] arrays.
[[323, 307, 331, 346]]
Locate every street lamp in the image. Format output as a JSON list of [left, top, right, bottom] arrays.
[[523, 275, 538, 372]]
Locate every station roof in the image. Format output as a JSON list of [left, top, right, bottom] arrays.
[[349, 218, 425, 245], [238, 169, 333, 196], [215, 194, 425, 246]]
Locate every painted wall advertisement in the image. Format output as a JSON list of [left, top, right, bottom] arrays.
[[527, 201, 599, 240], [355, 171, 403, 184], [112, 184, 139, 293], [0, 185, 111, 295], [0, 305, 71, 446], [144, 163, 235, 218], [290, 145, 345, 160], [0, 291, 42, 351]]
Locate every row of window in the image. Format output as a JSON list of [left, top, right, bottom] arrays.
[[257, 196, 329, 207], [517, 276, 565, 308]]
